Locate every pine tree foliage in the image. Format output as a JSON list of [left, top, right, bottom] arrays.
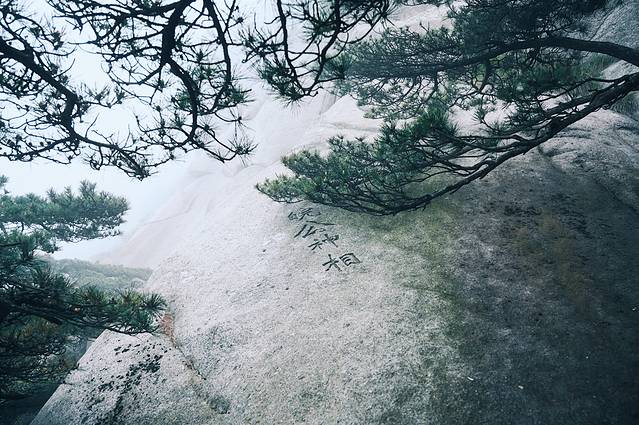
[[0, 177, 164, 401], [257, 0, 639, 214], [243, 0, 394, 101], [3, 1, 638, 212], [0, 0, 395, 178], [0, 0, 255, 177]]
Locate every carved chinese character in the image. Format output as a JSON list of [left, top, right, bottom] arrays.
[[294, 224, 325, 239], [288, 207, 320, 221], [305, 220, 336, 226], [308, 233, 340, 251], [322, 253, 362, 272], [322, 254, 342, 272], [339, 253, 361, 267]]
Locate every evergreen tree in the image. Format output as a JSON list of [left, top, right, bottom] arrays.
[[2, 1, 637, 211], [0, 177, 164, 401], [256, 0, 639, 214], [0, 0, 391, 177]]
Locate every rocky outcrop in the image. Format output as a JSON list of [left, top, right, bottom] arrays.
[[32, 107, 639, 425], [32, 2, 639, 424]]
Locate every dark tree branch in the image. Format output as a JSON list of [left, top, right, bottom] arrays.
[[257, 0, 639, 215]]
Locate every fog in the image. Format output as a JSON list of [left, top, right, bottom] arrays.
[[1, 157, 187, 261], [0, 0, 289, 261]]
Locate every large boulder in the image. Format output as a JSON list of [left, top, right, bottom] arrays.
[[32, 2, 639, 424], [32, 109, 639, 425]]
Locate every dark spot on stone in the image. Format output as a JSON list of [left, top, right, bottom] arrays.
[[208, 395, 231, 414]]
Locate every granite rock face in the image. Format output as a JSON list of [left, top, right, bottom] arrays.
[[32, 113, 639, 425], [32, 2, 639, 424]]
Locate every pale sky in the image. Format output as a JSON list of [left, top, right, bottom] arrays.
[[0, 0, 283, 261], [1, 156, 188, 260]]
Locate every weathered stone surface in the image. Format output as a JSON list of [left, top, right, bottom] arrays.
[[32, 2, 639, 424], [31, 110, 639, 425]]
